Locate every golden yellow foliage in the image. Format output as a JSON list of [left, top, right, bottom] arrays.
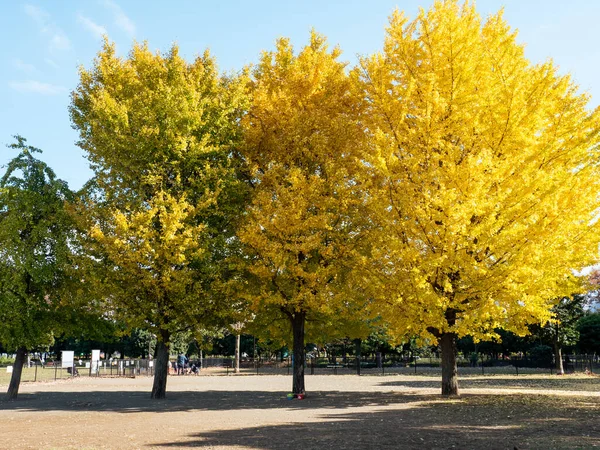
[[239, 31, 368, 319], [70, 40, 249, 398], [71, 38, 247, 202], [361, 1, 600, 344], [71, 39, 248, 338], [238, 32, 371, 393], [90, 192, 207, 328]]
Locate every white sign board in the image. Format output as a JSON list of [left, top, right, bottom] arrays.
[[6, 366, 12, 373], [61, 351, 74, 368], [91, 349, 100, 374]]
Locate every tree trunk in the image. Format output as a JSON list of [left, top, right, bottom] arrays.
[[290, 311, 306, 395], [7, 347, 27, 400], [554, 342, 564, 375], [440, 332, 459, 396], [234, 333, 241, 374], [354, 339, 361, 357], [354, 338, 362, 374], [151, 334, 170, 399]]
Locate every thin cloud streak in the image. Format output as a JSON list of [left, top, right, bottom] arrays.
[[45, 58, 59, 69], [9, 80, 67, 95], [49, 32, 70, 51], [23, 3, 71, 51], [102, 0, 135, 37], [77, 14, 108, 39], [13, 59, 37, 74], [23, 4, 48, 23]]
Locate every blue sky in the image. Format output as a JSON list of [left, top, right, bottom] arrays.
[[2, 0, 600, 190]]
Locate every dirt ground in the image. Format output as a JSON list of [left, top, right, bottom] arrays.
[[1, 373, 599, 449]]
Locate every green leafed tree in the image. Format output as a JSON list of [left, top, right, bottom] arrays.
[[577, 313, 600, 355], [0, 137, 77, 400], [542, 295, 585, 374]]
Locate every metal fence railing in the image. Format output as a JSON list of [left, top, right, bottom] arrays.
[[0, 358, 155, 385], [301, 354, 599, 376], [1, 353, 597, 385]]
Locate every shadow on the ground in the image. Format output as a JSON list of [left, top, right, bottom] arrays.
[[149, 394, 600, 449], [3, 387, 599, 449], [378, 375, 600, 391], [0, 389, 433, 413]]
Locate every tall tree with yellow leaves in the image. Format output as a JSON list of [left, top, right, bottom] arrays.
[[238, 32, 370, 395], [70, 40, 248, 398], [361, 0, 600, 395]]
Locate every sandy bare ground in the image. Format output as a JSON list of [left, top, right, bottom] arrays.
[[1, 373, 599, 449]]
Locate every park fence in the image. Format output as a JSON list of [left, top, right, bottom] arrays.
[[1, 353, 597, 385], [0, 358, 154, 384], [303, 353, 599, 376]]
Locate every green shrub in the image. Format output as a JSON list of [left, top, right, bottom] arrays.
[[0, 356, 16, 365], [577, 313, 600, 354]]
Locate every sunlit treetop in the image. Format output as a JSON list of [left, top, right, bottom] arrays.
[[70, 38, 248, 206], [238, 31, 371, 319], [360, 0, 600, 343]]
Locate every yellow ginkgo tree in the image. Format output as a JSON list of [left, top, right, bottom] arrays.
[[70, 40, 248, 398], [238, 32, 370, 395], [361, 0, 600, 395], [88, 192, 213, 396]]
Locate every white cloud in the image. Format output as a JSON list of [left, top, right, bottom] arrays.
[[24, 4, 48, 24], [44, 58, 59, 69], [24, 4, 71, 51], [13, 59, 37, 74], [9, 80, 67, 95], [77, 14, 107, 39], [102, 0, 135, 37], [49, 32, 70, 51]]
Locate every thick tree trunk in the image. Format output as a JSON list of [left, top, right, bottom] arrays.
[[554, 342, 564, 375], [438, 308, 459, 396], [234, 333, 241, 374], [7, 347, 27, 400], [151, 335, 170, 399], [290, 311, 306, 395], [440, 332, 459, 396]]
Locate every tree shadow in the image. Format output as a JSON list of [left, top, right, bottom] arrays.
[[149, 394, 600, 449], [0, 389, 432, 413], [3, 385, 598, 448], [378, 376, 600, 391]]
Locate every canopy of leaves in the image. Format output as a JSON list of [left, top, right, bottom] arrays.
[[70, 40, 249, 342], [576, 313, 600, 354], [237, 31, 372, 335], [360, 0, 600, 343], [0, 137, 77, 351]]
